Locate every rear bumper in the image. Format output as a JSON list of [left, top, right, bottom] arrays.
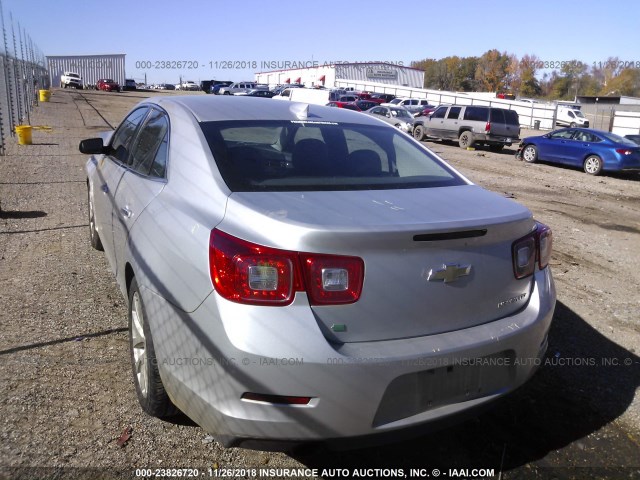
[[473, 133, 518, 146], [147, 267, 556, 448]]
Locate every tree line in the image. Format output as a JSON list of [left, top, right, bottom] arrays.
[[410, 50, 640, 100]]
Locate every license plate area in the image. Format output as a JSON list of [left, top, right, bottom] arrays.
[[373, 351, 515, 427]]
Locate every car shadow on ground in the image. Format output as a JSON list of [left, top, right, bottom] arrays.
[[518, 159, 640, 181], [293, 300, 640, 474], [0, 209, 47, 219]]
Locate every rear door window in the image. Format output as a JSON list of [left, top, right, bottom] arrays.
[[447, 107, 461, 119]]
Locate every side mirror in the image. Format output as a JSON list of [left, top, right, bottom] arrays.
[[79, 137, 108, 154]]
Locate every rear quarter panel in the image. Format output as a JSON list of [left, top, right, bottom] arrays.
[[126, 105, 231, 312]]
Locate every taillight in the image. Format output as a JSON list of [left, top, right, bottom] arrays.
[[511, 222, 553, 279], [209, 229, 364, 306], [615, 149, 632, 155], [485, 121, 491, 133], [536, 223, 552, 269], [301, 255, 364, 305]]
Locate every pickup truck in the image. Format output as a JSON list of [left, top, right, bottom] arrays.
[[60, 72, 82, 89]]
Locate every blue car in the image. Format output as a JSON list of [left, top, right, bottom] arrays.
[[518, 128, 640, 175]]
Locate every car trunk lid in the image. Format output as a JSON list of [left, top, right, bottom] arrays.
[[219, 185, 536, 343]]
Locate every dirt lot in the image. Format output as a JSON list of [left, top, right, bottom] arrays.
[[1, 90, 639, 479]]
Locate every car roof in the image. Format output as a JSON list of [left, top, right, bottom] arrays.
[[143, 95, 385, 125]]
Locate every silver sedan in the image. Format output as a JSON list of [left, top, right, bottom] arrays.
[[82, 96, 556, 449], [364, 105, 415, 133]]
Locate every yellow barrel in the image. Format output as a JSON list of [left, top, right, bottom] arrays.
[[15, 125, 33, 145], [39, 89, 51, 102]]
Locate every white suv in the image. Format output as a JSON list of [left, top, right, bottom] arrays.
[[385, 97, 432, 114], [60, 71, 82, 89], [218, 82, 257, 95]]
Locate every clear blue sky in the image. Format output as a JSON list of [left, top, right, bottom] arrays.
[[2, 0, 639, 85]]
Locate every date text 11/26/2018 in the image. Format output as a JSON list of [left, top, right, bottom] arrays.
[[134, 60, 405, 70]]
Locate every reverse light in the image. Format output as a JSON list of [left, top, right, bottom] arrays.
[[512, 222, 553, 279], [301, 255, 364, 305], [210, 229, 364, 306]]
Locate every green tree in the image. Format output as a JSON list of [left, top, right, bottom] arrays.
[[601, 68, 640, 96], [475, 49, 510, 92], [519, 54, 542, 97]]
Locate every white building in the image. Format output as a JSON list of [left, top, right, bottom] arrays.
[[255, 62, 424, 90], [46, 54, 126, 88]]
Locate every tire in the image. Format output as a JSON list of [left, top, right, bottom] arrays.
[[129, 277, 178, 418], [522, 144, 538, 163], [413, 124, 425, 141], [583, 155, 603, 175], [458, 131, 474, 149], [87, 186, 103, 251], [570, 122, 577, 128]]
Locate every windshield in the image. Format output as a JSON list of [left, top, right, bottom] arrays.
[[574, 110, 586, 118], [200, 120, 465, 192]]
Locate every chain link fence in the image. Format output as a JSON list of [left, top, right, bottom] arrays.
[[0, 0, 48, 156]]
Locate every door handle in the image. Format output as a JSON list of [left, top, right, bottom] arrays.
[[120, 206, 133, 218]]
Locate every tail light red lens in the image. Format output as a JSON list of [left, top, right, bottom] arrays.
[[485, 121, 491, 133], [301, 255, 364, 305], [210, 229, 364, 306], [511, 222, 553, 279], [536, 223, 553, 269], [615, 149, 632, 155]]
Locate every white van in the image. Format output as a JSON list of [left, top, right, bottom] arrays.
[[556, 105, 589, 128]]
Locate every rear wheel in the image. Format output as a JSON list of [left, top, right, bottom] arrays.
[[87, 186, 103, 251], [522, 145, 538, 163], [413, 125, 425, 141], [458, 131, 474, 149], [129, 277, 178, 418], [583, 155, 603, 175]]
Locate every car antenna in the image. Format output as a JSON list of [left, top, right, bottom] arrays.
[[290, 103, 309, 120]]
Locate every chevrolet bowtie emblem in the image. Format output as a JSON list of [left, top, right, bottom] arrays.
[[425, 264, 472, 283]]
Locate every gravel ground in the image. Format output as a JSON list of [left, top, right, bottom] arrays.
[[0, 89, 639, 480]]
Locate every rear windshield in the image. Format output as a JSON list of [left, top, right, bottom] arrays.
[[601, 132, 638, 146], [200, 120, 466, 192]]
